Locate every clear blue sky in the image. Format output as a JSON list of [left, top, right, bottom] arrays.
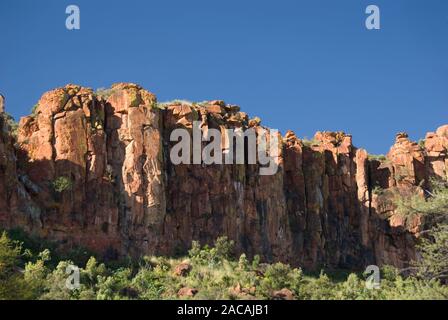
[[1, 0, 447, 154]]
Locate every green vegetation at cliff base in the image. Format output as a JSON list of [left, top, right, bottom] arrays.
[[1, 234, 447, 300]]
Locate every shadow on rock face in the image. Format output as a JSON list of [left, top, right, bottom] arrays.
[[0, 84, 425, 270]]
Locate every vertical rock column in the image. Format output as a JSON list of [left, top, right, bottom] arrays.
[[105, 83, 165, 255], [0, 96, 18, 226], [0, 94, 4, 113], [425, 125, 448, 180], [16, 83, 166, 256]]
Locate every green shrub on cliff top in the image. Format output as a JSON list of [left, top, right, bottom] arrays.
[[301, 137, 320, 147], [0, 112, 18, 138], [368, 154, 387, 161], [95, 87, 117, 99]]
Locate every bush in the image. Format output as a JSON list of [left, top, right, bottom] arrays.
[[259, 262, 302, 297], [1, 232, 448, 300], [132, 267, 168, 299], [52, 176, 73, 193], [214, 236, 235, 260], [413, 224, 448, 282], [1, 112, 18, 138], [0, 232, 32, 299], [189, 237, 234, 267], [368, 154, 387, 161], [301, 137, 320, 147], [394, 179, 448, 223], [418, 139, 426, 149], [96, 268, 133, 300], [372, 186, 384, 196], [31, 104, 39, 117], [394, 180, 448, 282], [95, 87, 117, 99], [299, 272, 337, 300]]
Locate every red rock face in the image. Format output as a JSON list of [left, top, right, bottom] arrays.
[[0, 95, 4, 113], [0, 111, 17, 227], [0, 83, 444, 270], [12, 84, 164, 258]]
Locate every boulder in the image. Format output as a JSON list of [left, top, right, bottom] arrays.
[[178, 287, 198, 297], [272, 288, 294, 300], [174, 262, 192, 277]]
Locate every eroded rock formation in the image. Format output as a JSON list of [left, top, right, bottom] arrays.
[[0, 94, 5, 113], [1, 83, 446, 270]]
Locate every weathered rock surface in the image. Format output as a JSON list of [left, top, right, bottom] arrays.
[[177, 287, 198, 297], [0, 108, 19, 228], [272, 288, 295, 300], [11, 83, 164, 258], [0, 94, 4, 113], [0, 83, 445, 270], [174, 262, 192, 277]]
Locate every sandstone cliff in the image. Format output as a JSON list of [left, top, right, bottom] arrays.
[[1, 83, 446, 270]]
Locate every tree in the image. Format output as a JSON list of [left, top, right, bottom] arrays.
[[0, 232, 30, 299], [394, 180, 448, 282], [413, 224, 448, 282]]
